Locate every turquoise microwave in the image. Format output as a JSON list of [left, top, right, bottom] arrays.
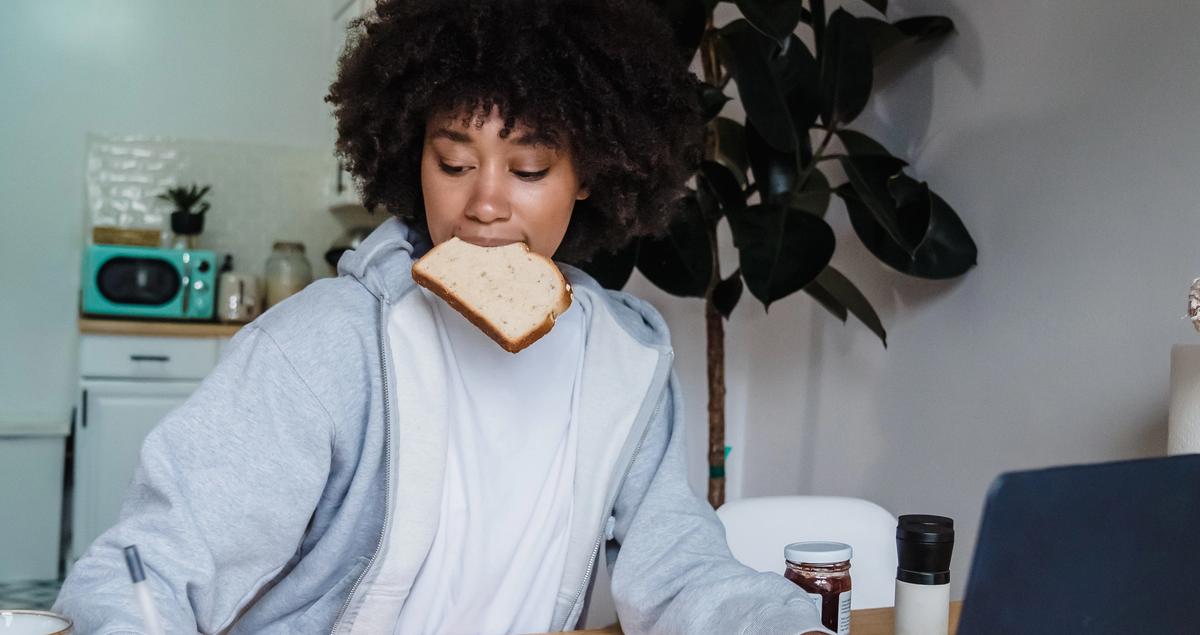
[[81, 244, 217, 320]]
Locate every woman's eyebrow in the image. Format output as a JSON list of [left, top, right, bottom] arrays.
[[430, 126, 559, 150], [430, 128, 472, 143]]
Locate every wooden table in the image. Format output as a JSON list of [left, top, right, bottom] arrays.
[[555, 601, 962, 635]]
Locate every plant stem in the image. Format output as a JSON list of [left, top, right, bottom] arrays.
[[705, 298, 726, 508], [701, 7, 727, 508], [796, 126, 836, 192]]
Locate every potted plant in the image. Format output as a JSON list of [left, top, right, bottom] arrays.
[[157, 184, 212, 248], [577, 0, 979, 507]]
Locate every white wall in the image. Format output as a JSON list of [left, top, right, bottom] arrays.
[[626, 0, 1200, 597], [6, 0, 1196, 606], [0, 1, 335, 426]]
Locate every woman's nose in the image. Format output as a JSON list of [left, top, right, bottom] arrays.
[[464, 169, 511, 223]]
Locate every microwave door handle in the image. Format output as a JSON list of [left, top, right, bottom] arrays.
[[181, 258, 191, 315]]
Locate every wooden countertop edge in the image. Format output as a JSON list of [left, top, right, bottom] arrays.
[[78, 317, 244, 338], [551, 601, 962, 634]]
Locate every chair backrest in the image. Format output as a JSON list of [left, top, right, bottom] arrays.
[[716, 495, 898, 609]]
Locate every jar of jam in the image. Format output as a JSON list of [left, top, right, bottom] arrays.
[[784, 541, 853, 634]]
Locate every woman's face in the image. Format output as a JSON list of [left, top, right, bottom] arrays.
[[420, 106, 589, 258]]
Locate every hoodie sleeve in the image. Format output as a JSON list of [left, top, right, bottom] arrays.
[[53, 324, 335, 635], [606, 370, 830, 635]]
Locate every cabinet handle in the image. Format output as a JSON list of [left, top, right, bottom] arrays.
[[81, 389, 88, 429], [130, 354, 170, 362]]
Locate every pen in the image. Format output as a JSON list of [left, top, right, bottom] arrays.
[[123, 545, 166, 635]]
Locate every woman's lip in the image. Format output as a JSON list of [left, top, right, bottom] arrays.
[[456, 235, 521, 247]]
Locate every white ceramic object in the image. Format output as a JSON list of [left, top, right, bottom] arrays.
[[0, 610, 73, 635]]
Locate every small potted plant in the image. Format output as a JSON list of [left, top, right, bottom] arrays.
[[157, 184, 211, 249]]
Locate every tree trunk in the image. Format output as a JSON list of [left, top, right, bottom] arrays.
[[700, 12, 727, 509], [706, 298, 726, 508]]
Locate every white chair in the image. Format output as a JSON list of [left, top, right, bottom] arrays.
[[716, 495, 898, 609]]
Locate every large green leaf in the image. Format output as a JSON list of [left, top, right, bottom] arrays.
[[699, 160, 746, 215], [862, 0, 888, 15], [718, 20, 798, 152], [745, 121, 799, 207], [836, 129, 905, 159], [837, 184, 977, 279], [819, 9, 873, 126], [574, 239, 638, 290], [712, 270, 744, 319], [649, 0, 708, 59], [636, 196, 715, 297], [859, 17, 906, 64], [791, 166, 832, 218], [696, 179, 722, 225], [838, 155, 915, 253], [700, 83, 732, 122], [888, 173, 935, 251], [772, 34, 822, 139], [804, 279, 848, 321], [735, 0, 805, 47], [713, 117, 750, 187], [808, 266, 887, 345], [727, 203, 836, 309]]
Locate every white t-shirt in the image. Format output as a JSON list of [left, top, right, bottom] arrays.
[[392, 288, 586, 635]]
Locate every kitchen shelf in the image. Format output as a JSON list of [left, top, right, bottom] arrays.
[[78, 317, 244, 338]]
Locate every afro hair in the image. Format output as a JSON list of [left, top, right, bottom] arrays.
[[325, 0, 706, 262]]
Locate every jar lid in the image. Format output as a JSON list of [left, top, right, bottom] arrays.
[[785, 541, 853, 564], [272, 241, 306, 252]]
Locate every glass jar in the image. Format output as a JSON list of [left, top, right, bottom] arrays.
[[264, 241, 312, 308], [784, 541, 853, 634]]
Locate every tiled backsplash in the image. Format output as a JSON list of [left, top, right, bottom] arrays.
[[85, 133, 382, 279]]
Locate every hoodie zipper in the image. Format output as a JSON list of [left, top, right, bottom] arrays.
[[330, 298, 395, 635], [560, 349, 673, 630], [564, 412, 654, 627]]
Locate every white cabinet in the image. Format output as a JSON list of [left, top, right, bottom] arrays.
[[0, 421, 67, 582], [69, 334, 226, 565]]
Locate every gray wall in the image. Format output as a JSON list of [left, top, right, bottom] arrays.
[[626, 0, 1200, 596], [5, 0, 1198, 604]]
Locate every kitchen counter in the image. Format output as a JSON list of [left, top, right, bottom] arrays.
[[78, 317, 244, 338]]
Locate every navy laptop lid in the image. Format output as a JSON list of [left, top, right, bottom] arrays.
[[958, 454, 1200, 634]]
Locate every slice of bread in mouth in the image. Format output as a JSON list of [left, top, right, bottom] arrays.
[[412, 237, 573, 353]]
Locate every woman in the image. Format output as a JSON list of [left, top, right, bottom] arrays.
[[55, 1, 826, 633]]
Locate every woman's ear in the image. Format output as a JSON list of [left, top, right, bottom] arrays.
[[576, 184, 590, 201]]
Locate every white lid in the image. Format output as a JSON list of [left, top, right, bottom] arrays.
[[785, 541, 853, 564]]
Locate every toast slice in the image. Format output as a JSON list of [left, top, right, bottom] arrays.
[[412, 237, 573, 353]]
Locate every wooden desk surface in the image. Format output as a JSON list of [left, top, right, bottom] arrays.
[[556, 601, 962, 635]]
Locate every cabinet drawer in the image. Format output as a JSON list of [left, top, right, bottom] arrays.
[[79, 335, 220, 380]]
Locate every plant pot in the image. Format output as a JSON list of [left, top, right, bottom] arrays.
[[170, 210, 205, 235]]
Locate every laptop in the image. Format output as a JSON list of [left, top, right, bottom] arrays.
[[957, 454, 1200, 634]]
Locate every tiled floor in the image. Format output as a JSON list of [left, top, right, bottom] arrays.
[[0, 579, 62, 610]]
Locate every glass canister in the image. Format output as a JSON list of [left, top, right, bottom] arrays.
[[264, 241, 312, 308], [784, 541, 853, 634]]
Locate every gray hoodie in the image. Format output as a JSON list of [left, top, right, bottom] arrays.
[[54, 218, 823, 634]]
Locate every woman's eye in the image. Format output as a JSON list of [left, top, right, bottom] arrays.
[[438, 162, 469, 175], [513, 168, 549, 181]]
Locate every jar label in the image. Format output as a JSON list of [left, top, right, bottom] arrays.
[[806, 591, 852, 634]]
